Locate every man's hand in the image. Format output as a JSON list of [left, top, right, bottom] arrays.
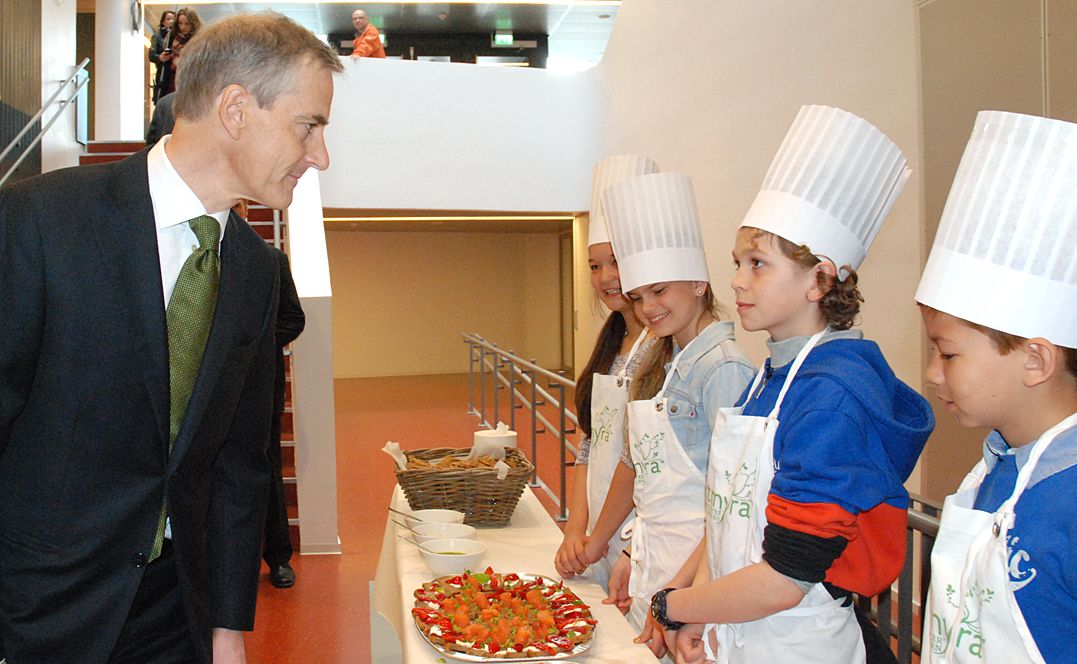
[[554, 532, 589, 578], [602, 552, 632, 614], [212, 628, 246, 664], [674, 623, 708, 664], [635, 615, 671, 658]]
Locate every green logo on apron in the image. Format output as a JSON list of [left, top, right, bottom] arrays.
[[633, 432, 665, 487], [593, 406, 618, 447], [706, 462, 756, 524], [930, 582, 994, 658]]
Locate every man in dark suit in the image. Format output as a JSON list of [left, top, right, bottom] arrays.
[[264, 249, 305, 589], [0, 14, 342, 664]]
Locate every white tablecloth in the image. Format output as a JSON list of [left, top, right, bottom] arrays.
[[373, 485, 659, 663]]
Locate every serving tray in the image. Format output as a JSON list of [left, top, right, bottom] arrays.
[[412, 572, 595, 662]]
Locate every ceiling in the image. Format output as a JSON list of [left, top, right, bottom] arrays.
[[137, 2, 621, 65]]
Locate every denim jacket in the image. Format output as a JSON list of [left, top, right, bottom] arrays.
[[620, 321, 755, 473]]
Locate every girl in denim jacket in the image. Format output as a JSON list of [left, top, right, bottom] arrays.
[[580, 172, 754, 642]]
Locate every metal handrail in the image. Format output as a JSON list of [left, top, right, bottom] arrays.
[[856, 496, 941, 663], [463, 333, 577, 520], [0, 58, 90, 188]]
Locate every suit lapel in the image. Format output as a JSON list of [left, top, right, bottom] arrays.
[[168, 212, 251, 469], [96, 151, 171, 452]]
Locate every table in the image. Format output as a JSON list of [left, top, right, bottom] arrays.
[[373, 486, 660, 663]]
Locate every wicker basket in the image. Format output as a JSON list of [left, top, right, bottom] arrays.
[[395, 447, 534, 527]]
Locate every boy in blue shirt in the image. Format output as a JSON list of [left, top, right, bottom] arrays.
[[916, 110, 1077, 663]]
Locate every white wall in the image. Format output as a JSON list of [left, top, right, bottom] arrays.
[[595, 1, 924, 389], [40, 0, 80, 172], [323, 58, 600, 212]]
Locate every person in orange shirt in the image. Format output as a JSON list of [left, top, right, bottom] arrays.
[[351, 9, 386, 58]]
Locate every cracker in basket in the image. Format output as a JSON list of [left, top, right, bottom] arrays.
[[405, 454, 509, 471]]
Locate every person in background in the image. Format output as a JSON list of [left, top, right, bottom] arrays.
[[587, 171, 755, 642], [175, 7, 202, 41], [146, 90, 176, 147], [916, 111, 1076, 664], [660, 106, 933, 664], [350, 9, 386, 59], [158, 8, 202, 99], [555, 155, 659, 589], [0, 14, 341, 664], [149, 10, 175, 103], [264, 246, 305, 589]]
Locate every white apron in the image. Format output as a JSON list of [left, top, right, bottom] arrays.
[[923, 412, 1077, 664], [701, 331, 864, 664], [583, 330, 648, 586], [621, 336, 707, 631]]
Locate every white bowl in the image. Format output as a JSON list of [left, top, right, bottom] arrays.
[[419, 538, 486, 576], [406, 508, 465, 529], [412, 522, 477, 544]]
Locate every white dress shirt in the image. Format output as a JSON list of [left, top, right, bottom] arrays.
[[146, 136, 229, 307], [146, 136, 231, 540]]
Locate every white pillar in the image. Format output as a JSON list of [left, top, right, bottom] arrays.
[[94, 0, 144, 140], [287, 171, 342, 555], [41, 0, 80, 171]]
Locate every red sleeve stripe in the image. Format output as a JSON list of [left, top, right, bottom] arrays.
[[767, 496, 908, 596], [766, 495, 858, 540]]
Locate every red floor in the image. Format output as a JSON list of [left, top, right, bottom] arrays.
[[244, 373, 577, 663]]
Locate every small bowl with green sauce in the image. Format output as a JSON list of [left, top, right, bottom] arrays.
[[420, 538, 486, 575]]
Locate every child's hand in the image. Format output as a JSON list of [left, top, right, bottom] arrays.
[[581, 536, 608, 565], [603, 553, 632, 614], [634, 615, 671, 658], [554, 532, 589, 578], [675, 623, 708, 664]]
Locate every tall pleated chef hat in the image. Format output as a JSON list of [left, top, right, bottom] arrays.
[[602, 172, 709, 294], [588, 154, 660, 246], [740, 105, 912, 273], [916, 111, 1077, 348]]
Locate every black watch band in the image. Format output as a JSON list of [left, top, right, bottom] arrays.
[[649, 587, 685, 631]]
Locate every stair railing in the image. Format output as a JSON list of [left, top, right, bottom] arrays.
[[0, 58, 90, 188], [463, 332, 577, 521]]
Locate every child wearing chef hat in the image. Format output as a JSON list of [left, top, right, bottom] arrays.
[[577, 171, 755, 642], [555, 154, 661, 588], [916, 111, 1077, 664], [651, 106, 933, 664]]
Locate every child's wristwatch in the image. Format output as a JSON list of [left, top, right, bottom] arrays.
[[649, 588, 685, 630]]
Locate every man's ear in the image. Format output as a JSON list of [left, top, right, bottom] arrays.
[[805, 261, 836, 303], [1022, 338, 1058, 388], [217, 84, 252, 140]]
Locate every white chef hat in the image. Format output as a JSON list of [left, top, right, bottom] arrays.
[[740, 105, 912, 273], [601, 172, 710, 294], [588, 154, 660, 246], [916, 111, 1077, 348]]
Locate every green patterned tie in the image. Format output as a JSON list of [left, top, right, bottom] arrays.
[[150, 215, 221, 561]]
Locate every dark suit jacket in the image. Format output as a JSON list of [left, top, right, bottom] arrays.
[[0, 150, 279, 663], [273, 248, 305, 417], [145, 92, 176, 147]]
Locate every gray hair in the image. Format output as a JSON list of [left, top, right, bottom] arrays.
[[174, 12, 342, 121]]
